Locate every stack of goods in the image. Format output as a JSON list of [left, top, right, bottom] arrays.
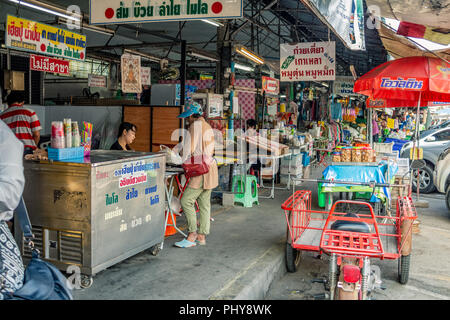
[[280, 153, 303, 185], [48, 119, 86, 160], [24, 148, 48, 161], [333, 145, 376, 163]]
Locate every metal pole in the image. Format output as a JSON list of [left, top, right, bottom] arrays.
[[415, 92, 422, 202], [180, 40, 186, 108]]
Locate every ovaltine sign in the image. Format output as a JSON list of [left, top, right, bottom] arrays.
[[89, 0, 243, 25]]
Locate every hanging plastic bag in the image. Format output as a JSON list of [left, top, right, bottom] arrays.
[[160, 145, 183, 165]]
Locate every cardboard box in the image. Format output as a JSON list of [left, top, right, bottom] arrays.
[[4, 70, 25, 91]]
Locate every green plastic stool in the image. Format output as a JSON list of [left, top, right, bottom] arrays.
[[232, 175, 259, 208]]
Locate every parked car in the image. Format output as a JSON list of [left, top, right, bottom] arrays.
[[433, 147, 450, 211], [400, 127, 450, 193]]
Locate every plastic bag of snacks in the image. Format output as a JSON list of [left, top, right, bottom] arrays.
[[352, 148, 362, 162], [332, 152, 341, 162], [341, 148, 352, 162]]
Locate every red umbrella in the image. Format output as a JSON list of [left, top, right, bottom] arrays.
[[355, 56, 450, 201], [354, 56, 450, 103]]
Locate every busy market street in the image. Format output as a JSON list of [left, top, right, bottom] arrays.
[[0, 0, 449, 307]]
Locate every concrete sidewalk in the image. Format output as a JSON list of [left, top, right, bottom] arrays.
[[73, 175, 322, 300]]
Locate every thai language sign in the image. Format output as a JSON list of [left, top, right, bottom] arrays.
[[88, 74, 107, 88], [262, 76, 280, 95], [30, 54, 70, 75], [6, 15, 86, 61], [306, 0, 365, 51], [333, 76, 361, 96], [141, 67, 151, 86], [89, 0, 243, 24], [280, 41, 336, 82]]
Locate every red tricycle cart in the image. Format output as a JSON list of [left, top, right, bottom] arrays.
[[281, 183, 417, 300]]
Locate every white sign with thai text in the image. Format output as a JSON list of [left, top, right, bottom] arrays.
[[280, 41, 336, 82], [90, 0, 243, 25]]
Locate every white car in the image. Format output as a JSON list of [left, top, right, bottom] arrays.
[[433, 147, 450, 212]]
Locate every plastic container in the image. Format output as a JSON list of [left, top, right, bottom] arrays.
[[341, 148, 352, 162], [332, 152, 341, 162], [48, 146, 84, 160], [318, 183, 326, 208], [352, 148, 362, 162]]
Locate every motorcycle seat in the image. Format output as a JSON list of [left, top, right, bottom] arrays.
[[330, 213, 371, 233]]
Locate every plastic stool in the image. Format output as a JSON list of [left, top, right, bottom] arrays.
[[232, 175, 259, 208]]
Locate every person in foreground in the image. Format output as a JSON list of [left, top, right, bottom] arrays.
[[0, 119, 25, 299], [174, 102, 218, 248]]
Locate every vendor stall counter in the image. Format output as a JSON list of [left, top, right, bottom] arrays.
[[16, 150, 166, 287]]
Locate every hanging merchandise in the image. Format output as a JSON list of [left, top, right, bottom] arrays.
[[330, 99, 342, 121]]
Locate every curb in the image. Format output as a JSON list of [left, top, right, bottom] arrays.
[[209, 239, 286, 300]]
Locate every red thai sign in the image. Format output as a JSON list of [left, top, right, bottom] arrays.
[[30, 54, 70, 75], [262, 76, 280, 95]]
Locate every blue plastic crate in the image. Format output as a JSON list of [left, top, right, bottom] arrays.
[[48, 147, 84, 160], [384, 138, 408, 152]]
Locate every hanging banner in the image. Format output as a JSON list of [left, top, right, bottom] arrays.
[[89, 0, 243, 25], [29, 54, 70, 75], [303, 0, 365, 51], [262, 76, 280, 95], [121, 54, 142, 93], [141, 67, 151, 86], [88, 74, 107, 88], [333, 76, 362, 96], [280, 41, 336, 82], [6, 15, 86, 61]]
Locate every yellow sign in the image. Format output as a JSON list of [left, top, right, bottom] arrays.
[[6, 15, 86, 61], [387, 118, 395, 129], [410, 147, 423, 160]]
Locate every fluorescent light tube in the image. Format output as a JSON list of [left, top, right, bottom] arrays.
[[237, 47, 264, 65], [8, 0, 81, 22], [234, 63, 254, 72], [201, 19, 224, 27], [188, 51, 219, 62]]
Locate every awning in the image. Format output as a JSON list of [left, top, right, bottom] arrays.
[[378, 24, 450, 61], [365, 0, 450, 29]]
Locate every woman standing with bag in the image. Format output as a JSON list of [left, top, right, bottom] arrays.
[[0, 119, 25, 299], [174, 102, 218, 248]]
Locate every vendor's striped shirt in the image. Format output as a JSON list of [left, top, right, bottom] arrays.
[[0, 104, 41, 150]]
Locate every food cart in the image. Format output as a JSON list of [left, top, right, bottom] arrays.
[[15, 150, 166, 288]]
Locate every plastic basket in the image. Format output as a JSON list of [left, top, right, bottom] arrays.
[[48, 147, 84, 160], [374, 142, 394, 153]]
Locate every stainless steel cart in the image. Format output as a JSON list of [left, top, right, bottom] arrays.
[[16, 150, 166, 288]]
